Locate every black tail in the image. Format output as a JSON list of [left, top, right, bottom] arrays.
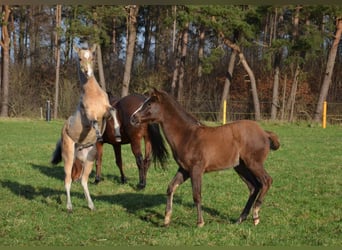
[[51, 139, 62, 165], [266, 131, 280, 151], [148, 123, 169, 168]]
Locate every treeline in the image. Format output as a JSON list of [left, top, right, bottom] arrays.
[[0, 5, 341, 122]]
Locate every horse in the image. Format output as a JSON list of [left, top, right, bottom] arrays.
[[71, 93, 169, 189], [74, 44, 121, 142], [130, 88, 280, 227], [50, 45, 120, 212]]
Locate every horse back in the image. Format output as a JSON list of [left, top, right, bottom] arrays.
[[115, 94, 146, 129]]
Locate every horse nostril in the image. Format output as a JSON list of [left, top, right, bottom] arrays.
[[130, 115, 137, 126]]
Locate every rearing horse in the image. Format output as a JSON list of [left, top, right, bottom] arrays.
[[130, 88, 280, 227], [51, 45, 120, 212], [74, 44, 121, 142]]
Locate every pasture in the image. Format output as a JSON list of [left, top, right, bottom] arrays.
[[0, 119, 341, 246]]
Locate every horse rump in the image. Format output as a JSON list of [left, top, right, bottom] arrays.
[[51, 139, 62, 165]]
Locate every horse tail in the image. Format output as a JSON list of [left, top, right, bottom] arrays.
[[148, 123, 169, 168], [51, 139, 62, 165], [266, 130, 280, 151]]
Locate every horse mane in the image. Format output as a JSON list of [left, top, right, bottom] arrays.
[[160, 90, 203, 126]]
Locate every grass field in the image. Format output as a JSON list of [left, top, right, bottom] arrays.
[[0, 118, 341, 246]]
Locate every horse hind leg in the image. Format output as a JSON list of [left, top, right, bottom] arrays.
[[234, 162, 261, 225], [81, 159, 95, 210], [63, 138, 75, 212], [252, 170, 273, 225], [114, 145, 127, 184]]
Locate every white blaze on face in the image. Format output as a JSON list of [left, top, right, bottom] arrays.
[[83, 50, 93, 77]]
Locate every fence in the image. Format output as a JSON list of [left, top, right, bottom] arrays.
[[181, 99, 342, 125]]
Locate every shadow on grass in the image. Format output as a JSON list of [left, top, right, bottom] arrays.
[[31, 163, 64, 180], [30, 163, 136, 187], [1, 176, 236, 226]]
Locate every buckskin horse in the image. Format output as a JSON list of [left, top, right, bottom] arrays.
[[71, 93, 169, 189], [130, 88, 280, 227], [51, 45, 120, 212]]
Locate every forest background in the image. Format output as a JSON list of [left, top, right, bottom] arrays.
[[0, 5, 342, 123]]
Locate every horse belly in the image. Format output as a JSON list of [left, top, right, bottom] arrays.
[[203, 143, 240, 173]]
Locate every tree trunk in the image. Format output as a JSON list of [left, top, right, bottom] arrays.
[[0, 5, 11, 117], [271, 51, 281, 120], [53, 5, 61, 119], [271, 65, 280, 120], [171, 32, 182, 97], [219, 32, 261, 120], [96, 44, 106, 91], [314, 17, 342, 122], [196, 25, 205, 98], [177, 23, 189, 103], [285, 64, 300, 122], [121, 5, 139, 97], [220, 50, 237, 121]]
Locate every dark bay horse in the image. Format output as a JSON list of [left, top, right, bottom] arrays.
[[130, 88, 280, 227], [71, 93, 169, 189]]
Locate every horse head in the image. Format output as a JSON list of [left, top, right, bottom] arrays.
[[130, 88, 162, 126], [74, 44, 97, 79]]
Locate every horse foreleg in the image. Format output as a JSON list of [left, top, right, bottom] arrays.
[[91, 120, 103, 142], [109, 108, 121, 142], [165, 167, 189, 227], [94, 142, 104, 184], [190, 169, 204, 227]]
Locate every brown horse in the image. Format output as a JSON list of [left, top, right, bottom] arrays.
[[51, 45, 120, 212], [130, 88, 280, 227], [72, 93, 169, 189]]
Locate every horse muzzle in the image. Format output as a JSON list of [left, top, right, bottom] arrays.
[[130, 114, 141, 127]]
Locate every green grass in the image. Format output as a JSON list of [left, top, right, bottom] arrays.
[[0, 118, 341, 246]]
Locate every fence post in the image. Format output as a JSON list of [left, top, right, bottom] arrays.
[[322, 101, 327, 129], [223, 100, 227, 125], [46, 100, 51, 122]]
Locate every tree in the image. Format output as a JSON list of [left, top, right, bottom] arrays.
[[54, 4, 61, 119], [314, 17, 342, 122], [0, 5, 11, 117], [121, 5, 139, 97]]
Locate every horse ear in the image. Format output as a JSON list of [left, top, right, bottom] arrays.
[[91, 44, 97, 53], [152, 87, 161, 95], [73, 45, 80, 54]]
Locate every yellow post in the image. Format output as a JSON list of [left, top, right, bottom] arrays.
[[322, 101, 327, 129], [223, 100, 227, 125]]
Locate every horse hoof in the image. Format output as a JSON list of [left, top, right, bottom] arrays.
[[235, 217, 246, 225], [253, 217, 260, 226], [121, 177, 127, 184], [197, 221, 205, 228]]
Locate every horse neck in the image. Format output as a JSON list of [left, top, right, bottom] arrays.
[[77, 63, 88, 85], [159, 98, 198, 149], [82, 76, 101, 93]]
